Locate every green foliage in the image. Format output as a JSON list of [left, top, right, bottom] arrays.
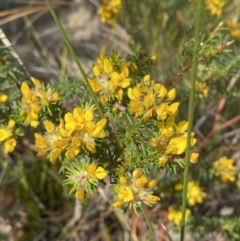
[[1, 0, 240, 240]]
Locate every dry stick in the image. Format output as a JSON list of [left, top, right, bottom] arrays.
[[0, 6, 48, 24], [196, 114, 240, 153], [0, 27, 31, 78], [165, 64, 190, 88], [158, 212, 169, 241], [0, 1, 69, 17], [214, 74, 239, 125], [196, 74, 240, 152]]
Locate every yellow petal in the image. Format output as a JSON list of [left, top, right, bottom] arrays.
[[85, 142, 96, 153], [3, 138, 17, 153], [65, 122, 76, 134], [52, 91, 61, 101], [59, 128, 71, 138], [135, 175, 148, 188], [7, 120, 16, 129], [128, 100, 143, 114], [167, 137, 186, 155], [178, 121, 188, 133], [43, 120, 55, 133], [85, 110, 94, 121], [190, 152, 199, 163], [167, 102, 180, 116], [147, 180, 157, 189], [64, 112, 75, 123], [112, 200, 124, 208], [165, 88, 176, 101], [144, 89, 154, 109], [132, 168, 142, 178], [120, 79, 130, 88], [96, 118, 107, 129], [123, 187, 134, 202], [0, 129, 12, 141], [89, 79, 102, 92], [119, 176, 128, 185], [155, 103, 168, 119], [127, 87, 141, 100], [145, 195, 160, 203], [30, 103, 41, 113], [86, 163, 97, 179], [30, 120, 39, 128], [120, 66, 129, 79], [154, 84, 167, 98], [21, 82, 31, 96], [95, 167, 107, 179], [103, 58, 113, 73], [31, 77, 42, 88], [65, 148, 79, 159]]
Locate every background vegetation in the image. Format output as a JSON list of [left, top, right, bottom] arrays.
[[0, 0, 240, 240]]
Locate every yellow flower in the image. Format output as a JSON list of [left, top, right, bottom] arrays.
[[109, 66, 130, 93], [168, 206, 191, 226], [0, 119, 17, 153], [98, 0, 121, 24], [113, 169, 160, 212], [196, 81, 209, 98], [116, 186, 134, 202], [187, 181, 206, 206], [213, 156, 236, 182], [0, 94, 8, 103], [34, 120, 68, 163], [135, 175, 148, 188], [0, 129, 12, 142], [205, 0, 224, 17], [20, 78, 61, 127], [3, 138, 17, 153], [158, 155, 169, 166], [86, 163, 107, 180], [190, 152, 199, 163]]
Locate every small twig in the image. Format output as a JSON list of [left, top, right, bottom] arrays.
[[165, 64, 190, 88], [0, 27, 31, 77], [196, 114, 240, 152], [160, 223, 173, 241]]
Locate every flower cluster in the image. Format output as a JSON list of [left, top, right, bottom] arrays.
[[89, 56, 131, 106], [168, 206, 191, 226], [35, 107, 107, 164], [175, 181, 206, 206], [205, 0, 224, 16], [128, 75, 178, 121], [213, 156, 236, 183], [0, 120, 17, 153], [150, 116, 198, 166], [20, 77, 61, 127], [112, 168, 160, 213], [196, 81, 209, 98], [98, 0, 121, 24], [63, 160, 107, 200]]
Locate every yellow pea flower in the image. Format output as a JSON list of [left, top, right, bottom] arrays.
[[3, 138, 17, 153], [0, 129, 12, 142], [95, 167, 108, 179]]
